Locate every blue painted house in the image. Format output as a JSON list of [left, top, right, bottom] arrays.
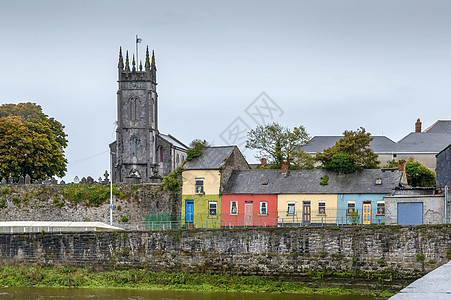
[[335, 169, 403, 225]]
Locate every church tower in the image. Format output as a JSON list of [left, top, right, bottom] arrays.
[[111, 46, 159, 182], [110, 45, 187, 183]]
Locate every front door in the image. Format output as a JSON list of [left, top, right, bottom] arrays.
[[303, 201, 311, 224], [185, 200, 194, 223], [362, 201, 371, 224], [245, 202, 253, 226]]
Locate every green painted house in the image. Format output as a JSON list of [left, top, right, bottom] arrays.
[[181, 146, 249, 228]]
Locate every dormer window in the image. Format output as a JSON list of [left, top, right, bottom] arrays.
[[376, 178, 382, 185], [195, 178, 204, 194]]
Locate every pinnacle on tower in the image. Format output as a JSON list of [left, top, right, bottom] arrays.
[[118, 47, 124, 69], [132, 54, 136, 72], [139, 61, 143, 71], [151, 50, 157, 70], [125, 51, 130, 72], [145, 46, 151, 69]]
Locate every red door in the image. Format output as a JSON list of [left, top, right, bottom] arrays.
[[245, 202, 253, 226]]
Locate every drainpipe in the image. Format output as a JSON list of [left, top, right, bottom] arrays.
[[445, 186, 449, 224]]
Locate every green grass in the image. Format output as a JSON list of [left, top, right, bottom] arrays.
[[0, 266, 394, 297]]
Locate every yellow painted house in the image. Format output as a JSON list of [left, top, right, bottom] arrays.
[[278, 194, 337, 225], [181, 146, 249, 228]]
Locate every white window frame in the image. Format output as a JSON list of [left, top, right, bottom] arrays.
[[318, 201, 326, 215], [230, 201, 238, 215], [347, 201, 356, 215], [208, 201, 217, 217], [377, 201, 385, 216], [287, 202, 295, 215], [260, 201, 268, 215], [195, 178, 204, 194]]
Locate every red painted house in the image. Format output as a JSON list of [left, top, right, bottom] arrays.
[[221, 194, 277, 227]]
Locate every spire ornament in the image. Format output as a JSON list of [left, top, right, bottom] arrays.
[[145, 46, 150, 69], [118, 47, 124, 69], [132, 54, 136, 72], [151, 50, 157, 70], [125, 51, 130, 72]]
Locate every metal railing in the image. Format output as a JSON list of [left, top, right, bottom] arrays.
[[114, 208, 386, 230]]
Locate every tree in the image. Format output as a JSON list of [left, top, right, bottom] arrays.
[[0, 103, 68, 181], [382, 159, 436, 187], [324, 153, 356, 174], [405, 161, 436, 187], [245, 122, 311, 168], [316, 127, 379, 171]]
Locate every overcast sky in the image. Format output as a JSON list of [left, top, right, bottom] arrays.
[[1, 0, 450, 182]]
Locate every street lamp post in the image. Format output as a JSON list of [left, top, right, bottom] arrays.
[[110, 151, 115, 226]]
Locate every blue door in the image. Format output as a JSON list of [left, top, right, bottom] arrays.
[[398, 202, 423, 225], [185, 200, 194, 223]]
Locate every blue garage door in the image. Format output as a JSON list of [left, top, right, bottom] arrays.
[[398, 202, 423, 225]]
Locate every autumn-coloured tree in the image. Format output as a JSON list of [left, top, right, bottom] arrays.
[[0, 103, 68, 181], [316, 127, 379, 171]]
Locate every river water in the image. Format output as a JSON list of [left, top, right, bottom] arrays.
[[0, 287, 384, 300]]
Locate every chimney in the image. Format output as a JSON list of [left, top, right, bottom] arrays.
[[260, 158, 267, 168], [281, 160, 289, 173], [398, 160, 406, 172], [415, 118, 422, 133]]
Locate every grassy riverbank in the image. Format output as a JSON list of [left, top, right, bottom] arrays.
[[0, 266, 394, 297]]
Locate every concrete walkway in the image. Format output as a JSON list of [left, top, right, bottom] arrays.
[[390, 261, 451, 299]]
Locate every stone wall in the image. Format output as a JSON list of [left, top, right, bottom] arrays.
[[0, 184, 180, 225], [0, 226, 450, 278]]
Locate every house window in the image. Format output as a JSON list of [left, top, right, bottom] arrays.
[[347, 201, 356, 215], [318, 201, 326, 215], [209, 201, 217, 217], [230, 201, 238, 215], [377, 201, 385, 216], [287, 202, 295, 215], [195, 178, 204, 194], [260, 202, 268, 215]]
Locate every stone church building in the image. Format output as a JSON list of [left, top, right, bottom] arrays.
[[110, 46, 187, 183]]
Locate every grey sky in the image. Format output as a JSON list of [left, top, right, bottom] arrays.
[[1, 0, 450, 181]]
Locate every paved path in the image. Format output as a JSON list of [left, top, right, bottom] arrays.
[[390, 260, 451, 299]]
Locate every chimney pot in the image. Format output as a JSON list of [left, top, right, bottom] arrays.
[[415, 118, 422, 133], [398, 160, 406, 171], [281, 160, 289, 173]]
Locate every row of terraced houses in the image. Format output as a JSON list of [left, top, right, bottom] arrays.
[[180, 120, 451, 228], [181, 146, 410, 228]]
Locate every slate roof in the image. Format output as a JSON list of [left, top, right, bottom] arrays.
[[396, 133, 451, 153], [301, 136, 397, 153], [159, 133, 189, 150], [424, 120, 451, 134], [183, 146, 236, 170], [223, 169, 402, 195]]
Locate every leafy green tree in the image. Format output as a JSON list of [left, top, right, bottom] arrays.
[[383, 159, 436, 187], [405, 161, 436, 187], [316, 127, 379, 171], [325, 153, 356, 174], [245, 122, 311, 168], [0, 103, 68, 181]]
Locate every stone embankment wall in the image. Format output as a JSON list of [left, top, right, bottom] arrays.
[[0, 184, 179, 224], [0, 226, 450, 278]]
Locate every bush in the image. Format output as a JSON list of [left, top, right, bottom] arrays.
[[121, 215, 129, 222], [325, 153, 356, 174], [406, 161, 436, 187], [162, 166, 182, 192]]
